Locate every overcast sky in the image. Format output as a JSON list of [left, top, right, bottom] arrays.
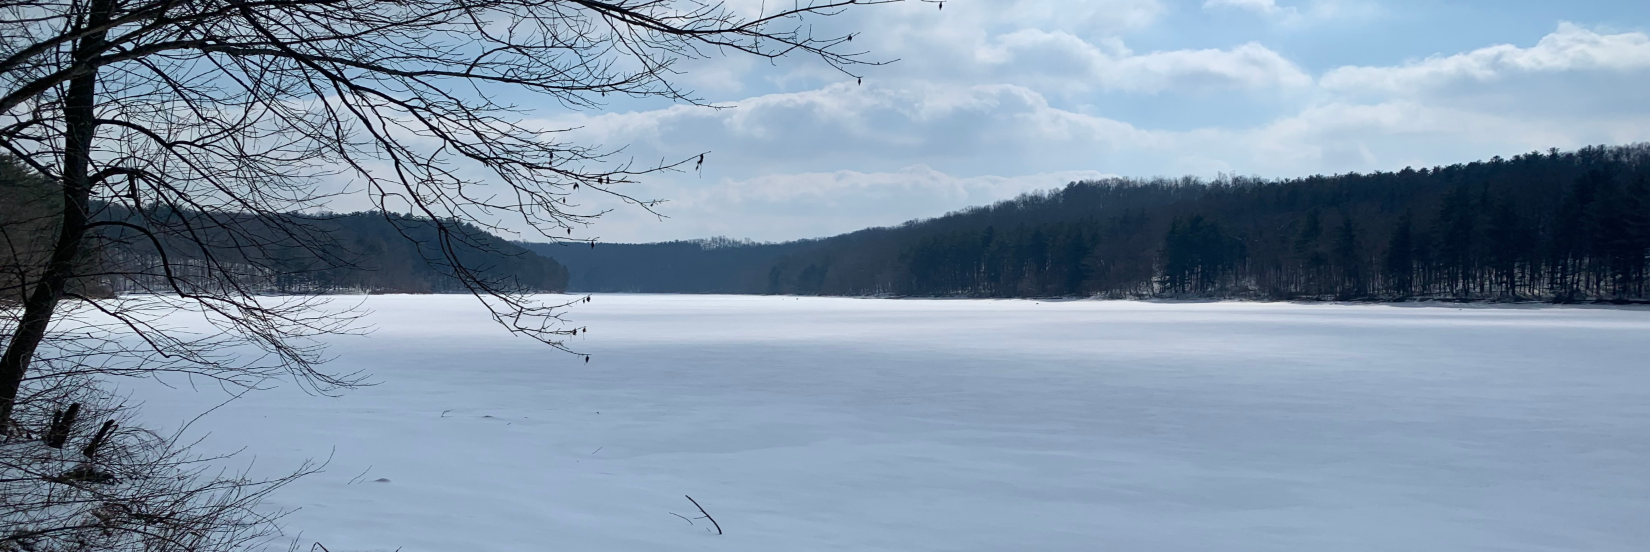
[[526, 0, 1650, 243]]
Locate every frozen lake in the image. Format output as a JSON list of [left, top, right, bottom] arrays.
[[124, 295, 1650, 551]]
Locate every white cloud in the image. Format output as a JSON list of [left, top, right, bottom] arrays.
[[1204, 0, 1284, 15], [697, 0, 1289, 100], [1112, 42, 1314, 92], [1232, 102, 1556, 170], [984, 0, 1168, 33], [646, 166, 1113, 240], [1322, 23, 1650, 94], [563, 22, 1650, 176], [709, 166, 1107, 205], [657, 0, 1174, 98], [550, 82, 1175, 181], [980, 30, 1313, 94], [1202, 0, 1380, 26]]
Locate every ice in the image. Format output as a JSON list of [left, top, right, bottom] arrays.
[[118, 295, 1650, 551]]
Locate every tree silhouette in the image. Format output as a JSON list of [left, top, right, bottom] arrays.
[[0, 0, 898, 423], [706, 145, 1650, 302], [1, 0, 900, 546]]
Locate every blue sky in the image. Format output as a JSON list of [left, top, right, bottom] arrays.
[[524, 0, 1650, 243]]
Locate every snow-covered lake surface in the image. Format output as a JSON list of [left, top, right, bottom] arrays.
[[124, 295, 1650, 551]]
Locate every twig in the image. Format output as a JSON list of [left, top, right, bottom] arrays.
[[169, 386, 252, 448], [669, 512, 693, 525], [346, 465, 373, 485], [685, 495, 722, 535]]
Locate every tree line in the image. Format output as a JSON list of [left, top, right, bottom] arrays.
[[748, 145, 1650, 302], [125, 209, 574, 296], [521, 237, 816, 293], [4, 157, 569, 301]]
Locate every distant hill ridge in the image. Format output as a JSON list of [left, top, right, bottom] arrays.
[[526, 144, 1650, 303], [221, 210, 571, 294], [0, 158, 569, 297], [526, 238, 821, 294]]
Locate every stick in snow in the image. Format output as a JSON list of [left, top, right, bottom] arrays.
[[81, 419, 116, 458], [685, 495, 723, 535]]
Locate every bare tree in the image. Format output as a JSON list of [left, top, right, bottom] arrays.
[[0, 0, 897, 424], [1, 0, 899, 546]]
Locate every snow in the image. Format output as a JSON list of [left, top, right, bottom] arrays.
[[119, 295, 1650, 551]]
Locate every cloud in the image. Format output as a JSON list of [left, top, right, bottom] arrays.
[[979, 30, 1313, 94], [980, 0, 1168, 33], [881, 10, 1310, 96], [1204, 0, 1284, 16], [549, 82, 1179, 182], [562, 21, 1650, 179], [688, 0, 1288, 100], [1322, 23, 1650, 93], [707, 166, 1107, 205], [1202, 0, 1380, 26], [646, 0, 1174, 100], [638, 166, 1114, 241]]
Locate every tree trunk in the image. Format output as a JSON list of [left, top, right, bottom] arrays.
[[0, 0, 113, 425]]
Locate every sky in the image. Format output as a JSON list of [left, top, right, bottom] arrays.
[[526, 0, 1650, 243]]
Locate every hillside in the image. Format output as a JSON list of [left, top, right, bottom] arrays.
[[237, 211, 572, 294], [1, 156, 569, 298], [93, 209, 573, 295], [535, 144, 1650, 302], [522, 237, 821, 294]]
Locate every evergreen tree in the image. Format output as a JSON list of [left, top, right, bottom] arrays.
[[1331, 215, 1365, 298], [1384, 213, 1415, 297]]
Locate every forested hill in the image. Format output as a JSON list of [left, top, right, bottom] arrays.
[[113, 210, 572, 295], [536, 144, 1650, 302], [221, 211, 571, 294], [522, 237, 823, 293], [2, 158, 569, 296]]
